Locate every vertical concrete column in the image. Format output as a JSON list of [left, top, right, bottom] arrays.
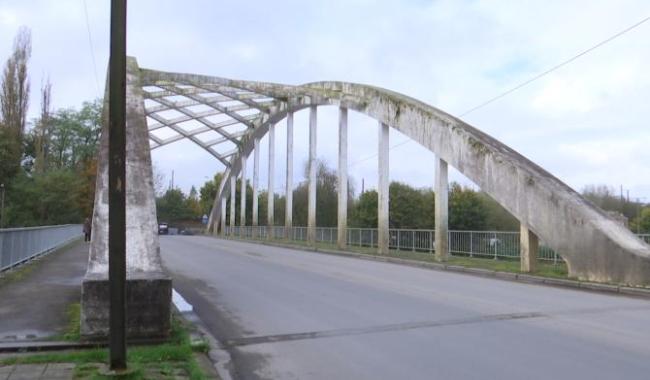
[[337, 107, 348, 249], [435, 156, 449, 261], [285, 112, 294, 237], [240, 155, 247, 227], [229, 175, 236, 236], [220, 197, 226, 236], [267, 123, 275, 232], [252, 137, 260, 233], [307, 106, 318, 244], [520, 224, 539, 272], [378, 122, 390, 255]]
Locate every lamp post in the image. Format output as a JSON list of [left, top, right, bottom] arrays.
[[0, 183, 5, 228]]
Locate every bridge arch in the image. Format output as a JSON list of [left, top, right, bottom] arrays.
[[138, 64, 650, 286]]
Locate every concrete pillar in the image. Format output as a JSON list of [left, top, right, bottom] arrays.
[[252, 137, 260, 233], [378, 122, 390, 254], [307, 106, 317, 244], [337, 107, 348, 249], [435, 156, 448, 261], [229, 175, 236, 235], [520, 224, 539, 272], [285, 112, 293, 237], [240, 155, 247, 227], [220, 197, 226, 235], [267, 123, 275, 231]]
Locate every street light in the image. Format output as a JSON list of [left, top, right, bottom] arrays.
[[0, 183, 5, 228]]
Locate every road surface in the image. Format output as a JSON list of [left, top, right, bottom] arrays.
[[161, 236, 650, 380]]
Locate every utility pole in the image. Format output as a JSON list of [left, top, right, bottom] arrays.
[[0, 183, 5, 228], [108, 0, 127, 372]]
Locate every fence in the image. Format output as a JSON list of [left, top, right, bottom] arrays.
[[223, 226, 569, 263], [639, 234, 650, 244], [0, 224, 83, 272]]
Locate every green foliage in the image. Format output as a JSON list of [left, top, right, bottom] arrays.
[[449, 183, 487, 230], [630, 207, 650, 234], [156, 188, 197, 222], [389, 182, 434, 229], [5, 169, 84, 226], [198, 172, 223, 215], [350, 190, 378, 227], [478, 192, 519, 231]]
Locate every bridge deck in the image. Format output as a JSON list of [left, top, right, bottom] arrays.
[[162, 236, 650, 380]]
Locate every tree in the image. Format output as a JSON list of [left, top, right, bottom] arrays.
[[479, 192, 519, 231], [631, 207, 650, 234], [186, 186, 202, 218], [47, 100, 102, 170], [156, 188, 193, 222], [199, 173, 224, 215], [0, 27, 31, 184], [34, 78, 52, 173], [350, 190, 378, 227], [449, 183, 487, 230], [389, 182, 433, 229]]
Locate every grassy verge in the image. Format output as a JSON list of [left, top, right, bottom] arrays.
[[228, 236, 569, 279], [1, 312, 210, 380]]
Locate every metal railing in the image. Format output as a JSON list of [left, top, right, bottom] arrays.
[[223, 226, 568, 263], [0, 224, 83, 272]]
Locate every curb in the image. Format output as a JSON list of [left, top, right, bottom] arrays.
[[222, 236, 650, 299]]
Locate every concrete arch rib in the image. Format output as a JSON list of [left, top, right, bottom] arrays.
[[142, 69, 649, 286]]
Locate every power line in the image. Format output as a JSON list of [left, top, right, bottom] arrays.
[[459, 15, 650, 117], [347, 15, 650, 168], [82, 0, 101, 96]]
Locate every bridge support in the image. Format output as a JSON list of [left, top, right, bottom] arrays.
[[267, 123, 275, 236], [337, 107, 348, 249], [240, 156, 247, 227], [285, 112, 294, 238], [435, 156, 449, 261], [229, 176, 235, 235], [252, 137, 260, 236], [520, 224, 539, 272], [220, 197, 226, 235], [378, 122, 390, 254], [81, 57, 170, 340], [307, 106, 317, 245]]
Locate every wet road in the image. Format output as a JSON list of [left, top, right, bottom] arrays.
[[161, 236, 650, 380]]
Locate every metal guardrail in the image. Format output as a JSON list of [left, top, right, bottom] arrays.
[[222, 227, 650, 262], [0, 224, 83, 272], [223, 226, 567, 263]]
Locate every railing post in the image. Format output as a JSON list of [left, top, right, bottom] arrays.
[[229, 176, 236, 236], [470, 231, 473, 257], [412, 230, 415, 252]]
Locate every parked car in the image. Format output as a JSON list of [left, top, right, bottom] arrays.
[[158, 222, 169, 235]]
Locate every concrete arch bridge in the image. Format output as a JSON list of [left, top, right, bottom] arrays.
[[83, 57, 650, 338]]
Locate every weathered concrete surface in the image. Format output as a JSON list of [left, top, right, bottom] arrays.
[[0, 240, 86, 342], [267, 123, 275, 229], [82, 57, 170, 339], [252, 137, 260, 230], [240, 155, 246, 226], [435, 157, 449, 261], [337, 107, 348, 250], [377, 121, 389, 254], [161, 236, 650, 380], [307, 106, 317, 244], [285, 112, 294, 234], [520, 224, 539, 272], [140, 68, 650, 286]]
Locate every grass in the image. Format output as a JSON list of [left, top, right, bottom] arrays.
[[1, 315, 211, 379], [228, 235, 570, 280]]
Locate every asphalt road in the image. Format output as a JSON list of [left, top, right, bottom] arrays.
[[161, 236, 650, 380]]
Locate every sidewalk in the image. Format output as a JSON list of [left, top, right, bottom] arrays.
[[0, 239, 87, 342]]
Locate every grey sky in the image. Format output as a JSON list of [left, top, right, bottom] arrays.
[[1, 0, 649, 201]]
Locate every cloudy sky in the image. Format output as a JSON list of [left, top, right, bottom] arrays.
[[1, 0, 649, 202]]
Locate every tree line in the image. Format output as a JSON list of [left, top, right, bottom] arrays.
[[0, 27, 101, 227]]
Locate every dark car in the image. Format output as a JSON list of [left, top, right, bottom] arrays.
[[158, 222, 169, 235]]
